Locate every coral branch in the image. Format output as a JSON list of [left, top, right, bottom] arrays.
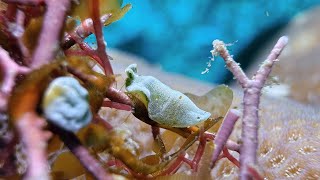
[[62, 14, 112, 50], [212, 40, 249, 88], [210, 109, 240, 168], [0, 47, 30, 111], [102, 100, 132, 111], [93, 115, 113, 131], [90, 1, 113, 75], [247, 166, 263, 180], [191, 128, 207, 171], [2, 0, 44, 6], [225, 139, 241, 153], [254, 36, 289, 86], [30, 0, 71, 68], [212, 36, 288, 179], [222, 147, 240, 168], [15, 113, 51, 180], [13, 10, 30, 64], [52, 125, 113, 180], [106, 87, 132, 106], [159, 152, 186, 175]]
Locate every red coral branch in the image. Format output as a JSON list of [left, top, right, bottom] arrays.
[[105, 87, 132, 106], [222, 147, 239, 168], [62, 14, 112, 50], [102, 100, 132, 111], [90, 1, 113, 75], [212, 36, 288, 179], [190, 128, 207, 171]]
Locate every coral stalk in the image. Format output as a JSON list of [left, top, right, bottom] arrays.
[[0, 47, 30, 111], [210, 109, 240, 168], [106, 87, 132, 106], [212, 36, 288, 179], [90, 1, 113, 75], [52, 125, 113, 180], [62, 14, 112, 50], [30, 0, 71, 68], [15, 113, 51, 180]]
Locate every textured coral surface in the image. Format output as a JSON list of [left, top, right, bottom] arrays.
[[212, 93, 320, 179]]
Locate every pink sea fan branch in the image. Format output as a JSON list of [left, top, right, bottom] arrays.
[[0, 47, 30, 112], [210, 109, 240, 168], [30, 0, 71, 68], [16, 113, 52, 180], [212, 36, 288, 179]]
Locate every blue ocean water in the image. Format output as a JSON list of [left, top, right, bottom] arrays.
[[92, 1, 320, 83]]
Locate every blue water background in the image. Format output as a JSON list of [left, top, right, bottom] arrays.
[[88, 1, 320, 83]]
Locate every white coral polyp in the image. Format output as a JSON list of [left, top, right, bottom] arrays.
[[42, 76, 92, 132]]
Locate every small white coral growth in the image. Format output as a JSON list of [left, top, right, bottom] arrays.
[[42, 76, 92, 132]]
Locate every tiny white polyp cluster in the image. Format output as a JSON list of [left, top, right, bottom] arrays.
[[125, 64, 211, 127], [42, 76, 92, 132]]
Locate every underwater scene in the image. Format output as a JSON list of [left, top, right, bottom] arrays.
[[0, 0, 319, 179]]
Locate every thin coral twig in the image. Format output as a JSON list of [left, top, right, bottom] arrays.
[[247, 166, 263, 180], [90, 1, 113, 75], [222, 147, 239, 168], [0, 47, 30, 111], [15, 113, 51, 180], [225, 139, 241, 153], [254, 37, 289, 86], [62, 14, 112, 50], [67, 32, 104, 66], [210, 109, 240, 168], [93, 115, 113, 131], [211, 40, 249, 88], [106, 159, 144, 178], [106, 87, 132, 106], [52, 125, 113, 180], [102, 100, 132, 111], [160, 152, 186, 176], [30, 0, 71, 68], [190, 128, 207, 171], [212, 36, 288, 179]]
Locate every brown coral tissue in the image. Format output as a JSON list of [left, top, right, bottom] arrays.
[[0, 1, 318, 180]]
